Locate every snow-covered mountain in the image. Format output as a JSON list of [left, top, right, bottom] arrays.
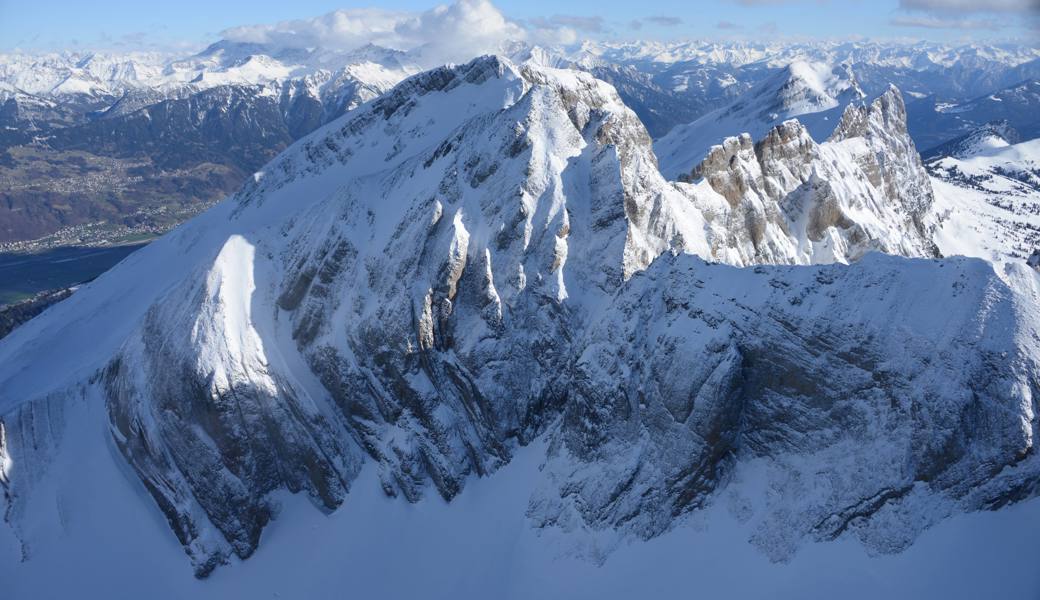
[[509, 39, 1040, 143], [0, 42, 416, 101], [667, 85, 939, 265], [909, 79, 1040, 151], [922, 120, 1021, 160], [928, 126, 1040, 264], [571, 39, 1040, 101], [0, 51, 170, 99], [3, 39, 1037, 137], [0, 41, 419, 141], [654, 61, 866, 177], [581, 39, 1040, 72], [2, 56, 1039, 598]]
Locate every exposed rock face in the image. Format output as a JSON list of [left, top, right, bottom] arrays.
[[102, 235, 364, 575], [672, 87, 940, 266], [534, 254, 1040, 561], [96, 56, 708, 573], [828, 85, 937, 243], [1, 56, 1038, 579], [653, 60, 866, 179]]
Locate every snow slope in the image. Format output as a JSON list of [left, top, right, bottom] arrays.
[[3, 394, 1040, 600], [929, 135, 1040, 263], [1, 56, 1039, 595], [653, 61, 865, 177], [921, 120, 1019, 161]]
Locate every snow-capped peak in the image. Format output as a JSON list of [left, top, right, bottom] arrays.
[[653, 60, 866, 178], [923, 120, 1021, 161], [2, 52, 1040, 596]]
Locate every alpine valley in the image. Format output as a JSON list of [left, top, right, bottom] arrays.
[[2, 3, 1040, 599], [2, 34, 1038, 249]]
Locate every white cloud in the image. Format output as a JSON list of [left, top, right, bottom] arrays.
[[220, 0, 577, 66], [528, 15, 604, 33], [890, 15, 1004, 29], [892, 0, 1039, 32], [899, 0, 1039, 11], [646, 16, 684, 26]]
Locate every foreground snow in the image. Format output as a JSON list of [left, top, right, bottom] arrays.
[[2, 392, 1038, 599]]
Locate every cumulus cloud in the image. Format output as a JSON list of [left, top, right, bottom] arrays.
[[220, 0, 577, 66]]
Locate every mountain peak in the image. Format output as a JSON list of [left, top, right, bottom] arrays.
[[654, 60, 868, 179], [923, 119, 1021, 160], [674, 100, 937, 266], [3, 46, 1040, 594], [826, 85, 936, 239], [829, 84, 908, 142]]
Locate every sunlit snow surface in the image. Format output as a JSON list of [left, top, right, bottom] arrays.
[[931, 138, 1040, 264]]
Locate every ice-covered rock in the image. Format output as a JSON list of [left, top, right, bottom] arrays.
[[536, 253, 1040, 561]]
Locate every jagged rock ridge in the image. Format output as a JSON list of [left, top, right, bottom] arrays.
[[653, 61, 866, 178], [670, 85, 939, 266], [0, 56, 1037, 580]]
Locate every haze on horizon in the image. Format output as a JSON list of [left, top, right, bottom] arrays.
[[2, 0, 1038, 54]]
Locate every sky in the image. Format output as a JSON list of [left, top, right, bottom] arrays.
[[0, 0, 1038, 53]]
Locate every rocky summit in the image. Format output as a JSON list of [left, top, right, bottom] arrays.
[[1, 55, 1039, 594]]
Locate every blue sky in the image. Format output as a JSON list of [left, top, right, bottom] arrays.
[[1, 0, 1037, 52]]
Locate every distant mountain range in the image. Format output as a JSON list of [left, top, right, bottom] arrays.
[[1, 39, 1037, 248]]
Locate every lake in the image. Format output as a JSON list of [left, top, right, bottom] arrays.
[[0, 243, 149, 306]]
